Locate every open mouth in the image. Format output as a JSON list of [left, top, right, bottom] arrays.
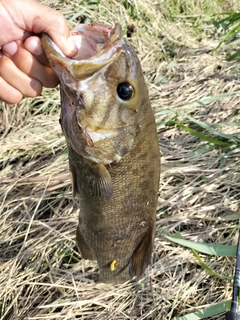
[[48, 23, 123, 63], [71, 24, 122, 60], [42, 23, 124, 83]]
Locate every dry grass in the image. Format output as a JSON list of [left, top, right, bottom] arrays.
[[1, 0, 240, 319]]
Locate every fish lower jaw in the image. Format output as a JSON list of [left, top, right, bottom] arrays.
[[86, 129, 118, 143]]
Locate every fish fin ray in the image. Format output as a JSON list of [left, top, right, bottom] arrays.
[[129, 226, 154, 279], [76, 225, 95, 260], [88, 163, 113, 199]]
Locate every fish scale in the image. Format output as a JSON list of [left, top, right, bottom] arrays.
[[42, 23, 160, 283], [73, 106, 159, 283]]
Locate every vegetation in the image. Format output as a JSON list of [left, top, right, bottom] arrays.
[[1, 0, 240, 319]]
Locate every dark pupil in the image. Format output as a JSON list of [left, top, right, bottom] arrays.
[[117, 82, 133, 100]]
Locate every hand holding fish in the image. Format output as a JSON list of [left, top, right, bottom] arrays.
[[0, 0, 77, 104]]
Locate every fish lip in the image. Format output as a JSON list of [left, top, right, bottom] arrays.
[[42, 23, 123, 66], [42, 23, 124, 85]]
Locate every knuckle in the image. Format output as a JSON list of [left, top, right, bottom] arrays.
[[55, 12, 66, 25], [53, 11, 66, 32], [29, 80, 43, 97]]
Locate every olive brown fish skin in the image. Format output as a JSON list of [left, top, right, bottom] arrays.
[[42, 23, 160, 283]]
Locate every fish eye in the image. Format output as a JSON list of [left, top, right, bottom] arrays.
[[117, 82, 134, 100]]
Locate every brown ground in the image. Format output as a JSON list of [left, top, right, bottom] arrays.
[[1, 0, 240, 319]]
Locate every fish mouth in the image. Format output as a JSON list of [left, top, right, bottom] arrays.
[[70, 24, 122, 64], [42, 23, 123, 81]]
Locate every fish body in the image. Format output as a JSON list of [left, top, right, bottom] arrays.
[[42, 23, 160, 283]]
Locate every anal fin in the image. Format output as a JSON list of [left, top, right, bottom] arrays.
[[129, 227, 154, 279]]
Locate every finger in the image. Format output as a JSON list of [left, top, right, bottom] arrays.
[[2, 41, 18, 56], [24, 36, 49, 65], [2, 0, 77, 57], [0, 76, 23, 104], [0, 55, 42, 98], [8, 42, 59, 88], [25, 1, 77, 57]]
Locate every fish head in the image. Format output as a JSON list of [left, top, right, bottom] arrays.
[[42, 23, 149, 164]]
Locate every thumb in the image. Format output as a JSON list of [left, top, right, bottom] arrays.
[[24, 0, 77, 57]]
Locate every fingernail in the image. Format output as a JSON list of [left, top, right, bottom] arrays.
[[67, 37, 78, 56], [2, 41, 18, 56], [25, 38, 43, 56]]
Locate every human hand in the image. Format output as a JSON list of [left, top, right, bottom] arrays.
[[0, 0, 77, 104]]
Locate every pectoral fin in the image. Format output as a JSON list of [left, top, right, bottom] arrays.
[[129, 227, 154, 279], [87, 163, 113, 199], [69, 156, 112, 199]]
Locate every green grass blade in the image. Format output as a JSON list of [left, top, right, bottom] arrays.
[[156, 110, 177, 129], [178, 93, 238, 109], [163, 234, 237, 257], [166, 120, 232, 146], [175, 300, 231, 319], [217, 24, 240, 49], [226, 147, 240, 156], [214, 12, 240, 28], [227, 49, 240, 61], [193, 145, 215, 156], [221, 214, 240, 221], [183, 114, 240, 143], [191, 249, 232, 280]]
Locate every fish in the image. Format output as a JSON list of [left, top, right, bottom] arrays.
[[42, 23, 160, 283]]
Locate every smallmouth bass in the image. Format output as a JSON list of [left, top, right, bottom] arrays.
[[42, 23, 160, 283]]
